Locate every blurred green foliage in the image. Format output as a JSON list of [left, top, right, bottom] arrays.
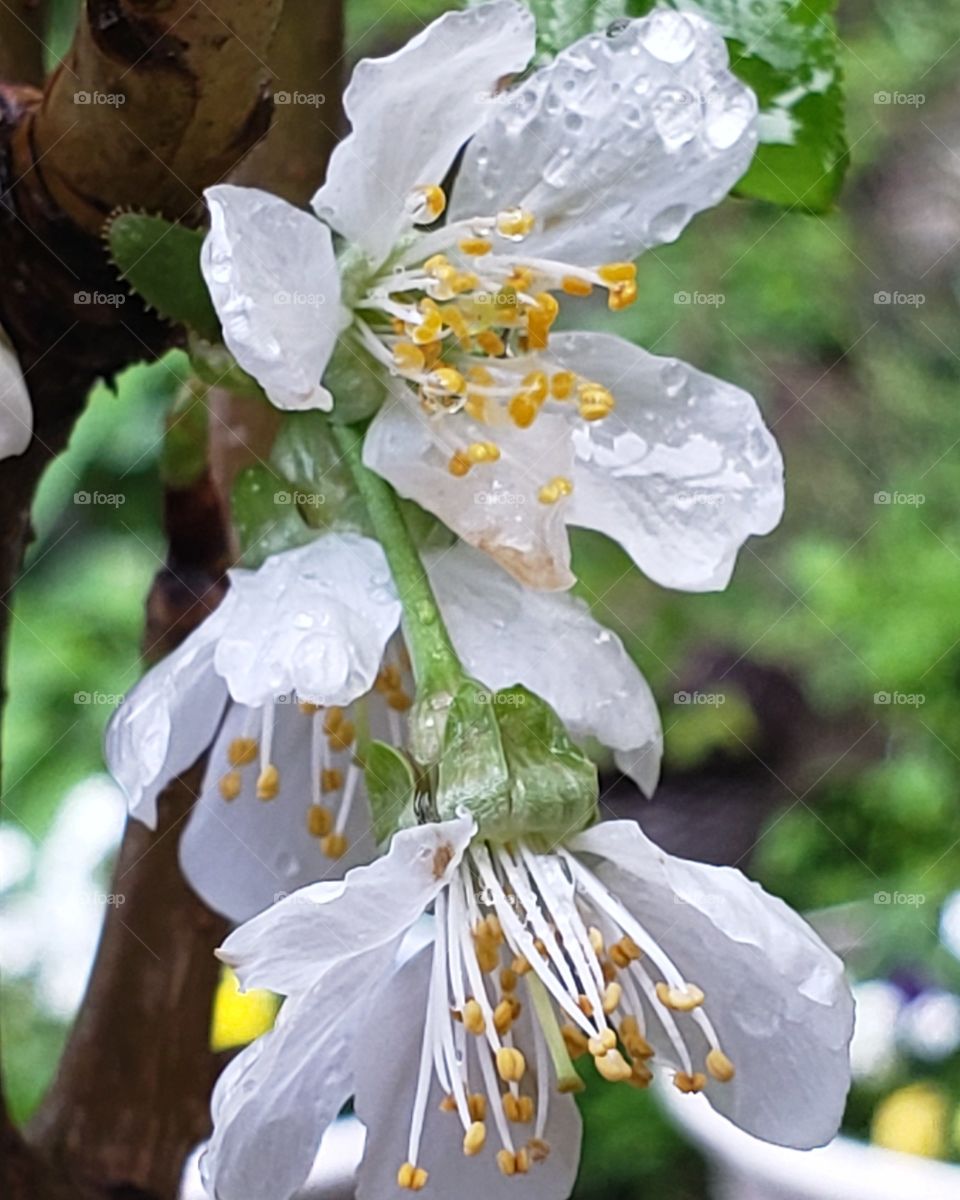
[[3, 0, 960, 1190]]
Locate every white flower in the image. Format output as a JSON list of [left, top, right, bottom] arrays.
[[0, 324, 31, 461], [203, 816, 854, 1200], [200, 2, 782, 592], [107, 534, 660, 921]]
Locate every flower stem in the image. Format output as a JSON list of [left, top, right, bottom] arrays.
[[330, 421, 465, 698]]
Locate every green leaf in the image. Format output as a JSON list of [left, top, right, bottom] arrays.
[[230, 465, 317, 566], [270, 412, 369, 532], [435, 680, 511, 827], [324, 334, 390, 425], [630, 0, 847, 211], [106, 212, 221, 340], [523, 0, 629, 58], [492, 686, 598, 841], [160, 379, 209, 488], [364, 740, 417, 845]]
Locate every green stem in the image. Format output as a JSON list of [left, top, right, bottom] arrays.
[[330, 421, 465, 697]]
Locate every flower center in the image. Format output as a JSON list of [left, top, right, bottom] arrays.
[[214, 655, 412, 860], [398, 840, 734, 1189], [354, 183, 637, 508]]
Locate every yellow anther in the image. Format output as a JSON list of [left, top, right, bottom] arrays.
[[474, 939, 500, 974], [397, 1162, 429, 1191], [452, 272, 480, 295], [629, 1062, 654, 1089], [496, 1150, 517, 1178], [587, 1029, 617, 1057], [377, 664, 402, 692], [620, 1016, 655, 1061], [409, 183, 446, 223], [323, 707, 343, 734], [500, 967, 518, 993], [655, 981, 705, 1012], [507, 995, 522, 1019], [674, 1071, 707, 1094], [428, 367, 465, 395], [508, 266, 535, 292], [256, 764, 280, 800], [298, 700, 319, 715], [306, 804, 332, 838], [459, 237, 493, 256], [320, 832, 348, 859], [609, 936, 642, 968], [511, 955, 531, 976], [526, 291, 560, 350], [393, 342, 426, 374], [440, 306, 471, 342], [424, 253, 451, 274], [561, 1024, 589, 1059], [463, 998, 485, 1036], [598, 262, 637, 284], [219, 771, 242, 801], [550, 371, 576, 400], [706, 1048, 736, 1083], [448, 451, 472, 478], [594, 1048, 633, 1083], [466, 440, 500, 464], [528, 1138, 551, 1164], [588, 927, 605, 956], [515, 1148, 530, 1174], [577, 994, 594, 1017], [496, 1047, 526, 1083], [386, 689, 413, 712], [508, 394, 538, 429], [463, 1120, 487, 1157], [328, 720, 355, 752], [609, 279, 638, 310], [468, 1093, 487, 1122], [522, 370, 548, 403], [464, 388, 484, 416], [412, 309, 443, 345], [578, 382, 616, 422], [502, 1092, 534, 1123], [483, 914, 504, 942], [493, 999, 515, 1035], [467, 364, 495, 386], [496, 206, 536, 239], [602, 982, 623, 1015], [228, 737, 258, 767], [561, 275, 594, 297], [321, 768, 343, 793], [538, 476, 574, 505], [476, 330, 506, 357], [439, 1094, 457, 1114]]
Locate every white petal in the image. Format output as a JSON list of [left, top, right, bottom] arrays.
[[429, 542, 661, 794], [203, 944, 394, 1200], [0, 327, 32, 460], [104, 614, 229, 828], [354, 943, 582, 1200], [216, 817, 474, 995], [363, 393, 575, 590], [551, 331, 784, 591], [201, 185, 341, 411], [179, 702, 377, 924], [569, 821, 854, 1148], [449, 10, 757, 263], [312, 2, 535, 266], [213, 533, 402, 707]]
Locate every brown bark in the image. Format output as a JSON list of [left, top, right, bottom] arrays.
[[0, 1, 45, 85]]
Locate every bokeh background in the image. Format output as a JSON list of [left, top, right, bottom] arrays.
[[2, 1, 959, 1197]]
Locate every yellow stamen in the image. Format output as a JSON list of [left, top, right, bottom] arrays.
[[588, 927, 605, 956], [602, 982, 623, 1015], [655, 981, 705, 1012], [397, 1162, 429, 1191], [409, 184, 446, 223], [511, 955, 531, 976], [508, 394, 538, 429], [321, 768, 343, 793], [467, 363, 495, 385], [459, 237, 493, 256], [588, 1029, 617, 1057], [502, 1092, 534, 1123], [594, 1048, 633, 1083], [561, 1024, 589, 1059], [493, 999, 514, 1035], [219, 771, 242, 801], [500, 967, 518, 993], [393, 342, 426, 374], [578, 382, 615, 422], [538, 476, 574, 505], [463, 998, 485, 1036], [522, 370, 548, 403], [526, 291, 559, 350], [306, 804, 332, 838], [439, 1094, 457, 1114], [428, 367, 465, 395], [674, 1071, 707, 1094], [609, 279, 638, 310], [466, 440, 500, 465], [609, 936, 641, 968], [562, 275, 594, 297], [629, 1062, 654, 1089], [496, 207, 535, 239], [463, 1120, 486, 1156], [323, 707, 344, 734], [496, 1047, 526, 1083], [327, 720, 355, 752], [448, 451, 472, 478], [706, 1048, 736, 1082], [386, 689, 412, 712], [598, 262, 637, 284], [528, 1138, 551, 1164], [467, 1093, 487, 1122], [228, 737, 258, 767], [551, 371, 575, 400], [256, 764, 279, 800], [496, 1150, 517, 1178], [320, 832, 348, 859]]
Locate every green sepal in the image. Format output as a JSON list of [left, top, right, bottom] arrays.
[[230, 465, 317, 566], [435, 680, 511, 827], [270, 412, 369, 533], [106, 212, 221, 340], [323, 334, 390, 425], [188, 335, 264, 398], [492, 685, 598, 841], [364, 740, 417, 846]]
